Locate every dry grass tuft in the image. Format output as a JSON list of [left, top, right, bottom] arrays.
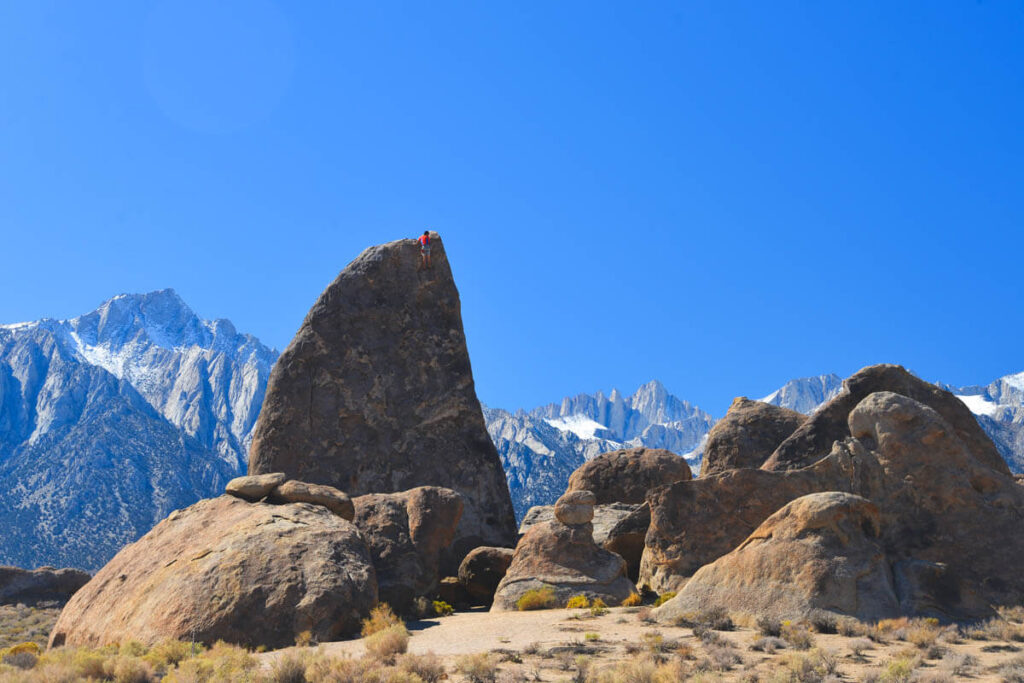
[[364, 625, 410, 663], [362, 604, 404, 637], [455, 652, 498, 683]]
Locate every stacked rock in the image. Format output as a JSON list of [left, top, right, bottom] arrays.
[[226, 473, 354, 520], [490, 490, 637, 611]]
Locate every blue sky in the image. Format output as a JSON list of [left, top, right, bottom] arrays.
[[2, 1, 1022, 416]]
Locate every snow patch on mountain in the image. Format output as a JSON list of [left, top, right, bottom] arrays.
[[957, 394, 1000, 418], [544, 414, 615, 441]]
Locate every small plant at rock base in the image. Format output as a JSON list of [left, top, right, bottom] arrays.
[[455, 652, 498, 683], [361, 603, 404, 637], [653, 591, 677, 607], [295, 629, 315, 647], [364, 624, 410, 663], [566, 594, 590, 609], [621, 592, 642, 607], [516, 587, 558, 611], [432, 600, 454, 617], [590, 598, 609, 616]]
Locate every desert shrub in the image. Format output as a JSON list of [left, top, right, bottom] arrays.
[[1000, 655, 1024, 683], [699, 607, 734, 631], [104, 655, 157, 683], [516, 587, 557, 611], [397, 652, 445, 683], [1001, 606, 1024, 623], [914, 674, 953, 683], [362, 604, 404, 637], [750, 636, 787, 654], [566, 595, 590, 609], [876, 617, 910, 642], [653, 592, 676, 608], [584, 632, 600, 642], [836, 616, 869, 637], [143, 639, 194, 670], [295, 630, 315, 647], [621, 593, 642, 607], [590, 598, 608, 617], [72, 649, 108, 679], [695, 644, 742, 672], [2, 650, 37, 670], [6, 642, 41, 657], [907, 621, 941, 650], [267, 652, 309, 683], [848, 638, 874, 660], [780, 621, 815, 650], [757, 615, 782, 637], [810, 613, 837, 634], [306, 655, 369, 683], [941, 651, 976, 676], [118, 640, 149, 657], [432, 600, 454, 617], [586, 656, 688, 682], [365, 625, 410, 663], [881, 653, 919, 683], [455, 652, 498, 683]]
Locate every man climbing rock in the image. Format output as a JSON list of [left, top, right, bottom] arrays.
[[418, 230, 432, 270]]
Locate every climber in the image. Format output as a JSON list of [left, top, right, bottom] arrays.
[[418, 231, 432, 270]]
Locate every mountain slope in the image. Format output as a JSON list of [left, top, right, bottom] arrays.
[[0, 292, 276, 569]]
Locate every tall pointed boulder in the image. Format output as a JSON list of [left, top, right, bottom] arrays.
[[249, 234, 516, 567]]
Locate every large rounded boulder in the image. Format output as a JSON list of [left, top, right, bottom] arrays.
[[656, 492, 899, 624], [701, 397, 806, 476], [49, 495, 377, 649], [566, 447, 691, 504]]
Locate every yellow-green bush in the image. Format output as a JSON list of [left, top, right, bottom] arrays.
[[653, 591, 676, 607], [566, 594, 590, 609], [516, 587, 557, 611], [590, 598, 608, 616], [362, 603, 404, 637], [432, 600, 454, 617], [364, 625, 410, 663], [621, 592, 642, 607]]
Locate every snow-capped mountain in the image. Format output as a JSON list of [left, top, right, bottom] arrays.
[[760, 373, 844, 414], [485, 380, 714, 520], [945, 372, 1024, 472], [0, 290, 277, 569]]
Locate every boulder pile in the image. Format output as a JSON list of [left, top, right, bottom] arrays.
[[648, 366, 1024, 622], [491, 490, 636, 611]]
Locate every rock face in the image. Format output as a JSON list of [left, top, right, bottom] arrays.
[[701, 398, 806, 476], [0, 566, 91, 606], [762, 364, 1009, 475], [641, 389, 1024, 619], [248, 235, 516, 569], [352, 487, 463, 613], [566, 448, 691, 504], [49, 495, 377, 649], [458, 546, 515, 604], [656, 493, 900, 623], [493, 493, 635, 611], [603, 503, 651, 583]]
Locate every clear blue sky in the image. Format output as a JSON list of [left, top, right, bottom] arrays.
[[2, 1, 1022, 416]]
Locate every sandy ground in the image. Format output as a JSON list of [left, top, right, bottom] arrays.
[[262, 606, 1024, 681]]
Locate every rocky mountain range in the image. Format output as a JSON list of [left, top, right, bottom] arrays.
[[0, 290, 276, 569], [2, 288, 1023, 570]]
